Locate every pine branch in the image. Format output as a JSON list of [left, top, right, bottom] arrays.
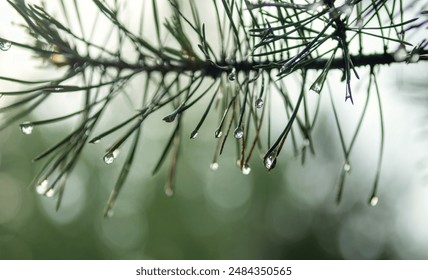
[[1, 0, 427, 215], [55, 49, 428, 77]]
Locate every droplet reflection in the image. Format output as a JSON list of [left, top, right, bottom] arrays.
[[20, 122, 34, 135]]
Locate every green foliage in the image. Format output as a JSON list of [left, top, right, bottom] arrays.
[[0, 0, 427, 216]]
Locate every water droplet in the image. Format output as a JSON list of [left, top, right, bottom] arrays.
[[310, 82, 322, 93], [165, 188, 174, 197], [303, 138, 310, 147], [190, 130, 198, 139], [369, 196, 379, 206], [0, 94, 3, 99], [106, 209, 114, 218], [103, 152, 115, 164], [0, 40, 12, 51], [409, 53, 420, 63], [233, 127, 244, 139], [339, 4, 353, 19], [20, 122, 34, 135], [242, 164, 251, 175], [92, 139, 101, 144], [309, 2, 325, 12], [163, 113, 177, 123], [394, 47, 407, 62], [36, 179, 49, 195], [228, 68, 236, 81], [264, 155, 276, 170], [210, 162, 219, 171], [45, 188, 55, 198], [329, 7, 341, 19], [255, 98, 264, 109], [356, 18, 364, 29], [215, 129, 222, 138], [343, 162, 351, 173]]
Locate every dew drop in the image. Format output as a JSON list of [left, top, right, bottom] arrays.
[[309, 2, 325, 12], [0, 40, 12, 51], [163, 113, 177, 123], [20, 122, 34, 135], [264, 155, 276, 170], [106, 209, 114, 218], [343, 162, 351, 173], [370, 196, 379, 206], [165, 188, 174, 197], [310, 82, 322, 93], [255, 98, 264, 109], [215, 129, 222, 138], [303, 138, 310, 147], [340, 4, 353, 19], [228, 68, 236, 81], [36, 180, 49, 195], [242, 164, 251, 175], [190, 130, 198, 139], [103, 152, 115, 164], [409, 53, 420, 63], [394, 47, 407, 62], [356, 18, 364, 29], [92, 139, 101, 144], [329, 7, 341, 19], [210, 162, 219, 171], [45, 188, 55, 198], [233, 127, 244, 139]]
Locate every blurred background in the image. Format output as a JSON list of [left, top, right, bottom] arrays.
[[0, 1, 427, 259]]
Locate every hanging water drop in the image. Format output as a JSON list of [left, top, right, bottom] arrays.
[[310, 82, 322, 93], [242, 164, 251, 175], [343, 162, 351, 173], [36, 179, 49, 195], [393, 46, 407, 62], [92, 139, 101, 144], [228, 68, 236, 81], [45, 188, 55, 198], [409, 53, 420, 63], [210, 162, 219, 171], [303, 138, 310, 147], [369, 196, 379, 206], [163, 113, 177, 123], [20, 122, 34, 135], [309, 2, 325, 12], [215, 129, 222, 138], [0, 40, 12, 51], [103, 152, 115, 164], [190, 130, 198, 139], [106, 209, 114, 218], [165, 188, 174, 197], [264, 155, 276, 170], [356, 18, 364, 29], [233, 127, 244, 139], [339, 4, 353, 19], [255, 98, 264, 109]]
